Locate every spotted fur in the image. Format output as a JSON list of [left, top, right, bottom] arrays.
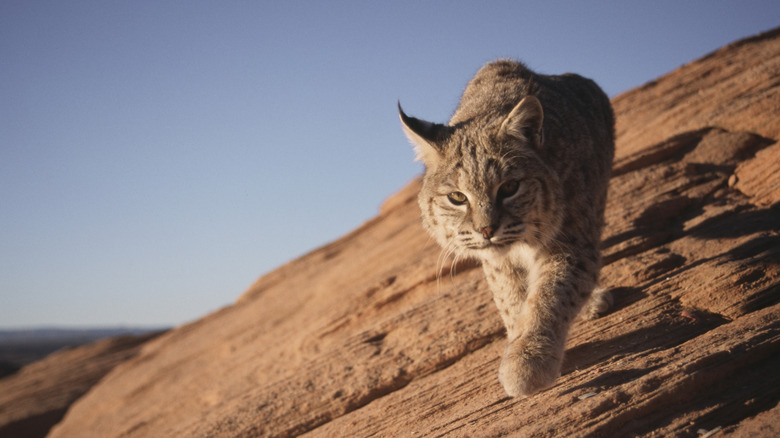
[[400, 60, 614, 397]]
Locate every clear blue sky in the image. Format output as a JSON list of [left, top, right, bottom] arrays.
[[1, 1, 777, 329]]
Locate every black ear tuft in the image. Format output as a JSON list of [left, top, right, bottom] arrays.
[[398, 102, 451, 167], [398, 102, 450, 144]]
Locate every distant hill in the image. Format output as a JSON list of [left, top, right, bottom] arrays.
[[0, 327, 168, 378]]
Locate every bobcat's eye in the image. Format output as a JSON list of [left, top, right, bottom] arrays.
[[447, 191, 467, 205], [498, 180, 520, 199]]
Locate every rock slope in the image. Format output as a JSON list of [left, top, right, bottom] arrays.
[[30, 28, 780, 437]]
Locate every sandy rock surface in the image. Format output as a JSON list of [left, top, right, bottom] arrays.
[[5, 28, 779, 438]]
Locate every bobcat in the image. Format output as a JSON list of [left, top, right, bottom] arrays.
[[399, 60, 614, 397]]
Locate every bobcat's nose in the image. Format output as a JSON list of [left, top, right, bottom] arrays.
[[480, 226, 495, 240]]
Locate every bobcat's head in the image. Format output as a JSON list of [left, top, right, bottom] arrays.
[[400, 96, 562, 262]]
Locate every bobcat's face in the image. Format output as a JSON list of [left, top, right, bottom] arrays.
[[418, 133, 560, 259]]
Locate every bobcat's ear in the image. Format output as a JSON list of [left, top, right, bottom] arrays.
[[499, 95, 544, 146], [398, 102, 448, 168]]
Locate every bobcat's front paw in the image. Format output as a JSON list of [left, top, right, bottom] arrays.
[[498, 338, 562, 397], [579, 286, 613, 320]]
